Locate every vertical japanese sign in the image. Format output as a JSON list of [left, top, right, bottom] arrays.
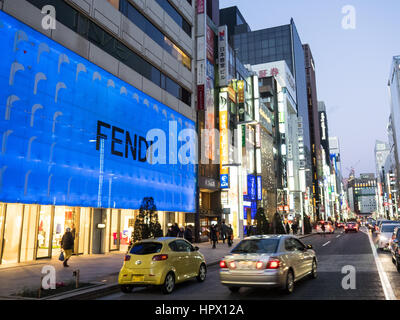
[[218, 25, 229, 87], [257, 176, 262, 201], [220, 92, 229, 189]]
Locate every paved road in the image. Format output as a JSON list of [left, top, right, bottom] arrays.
[[99, 228, 400, 300]]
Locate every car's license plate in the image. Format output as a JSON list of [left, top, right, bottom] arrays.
[[239, 261, 254, 269], [132, 275, 144, 282]]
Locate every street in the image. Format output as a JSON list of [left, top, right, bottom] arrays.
[[99, 227, 400, 300]]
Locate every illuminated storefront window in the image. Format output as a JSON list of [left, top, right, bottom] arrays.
[[1, 204, 23, 264]]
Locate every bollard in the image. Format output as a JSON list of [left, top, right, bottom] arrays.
[[73, 269, 80, 289], [38, 275, 43, 299]]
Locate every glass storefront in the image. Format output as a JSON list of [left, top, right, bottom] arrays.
[[1, 204, 23, 264], [36, 206, 52, 259], [0, 202, 192, 265]]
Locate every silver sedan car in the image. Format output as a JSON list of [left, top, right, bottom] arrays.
[[219, 235, 317, 294]]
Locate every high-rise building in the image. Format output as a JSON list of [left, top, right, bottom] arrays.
[[220, 7, 312, 186], [220, 6, 313, 218], [303, 44, 322, 220], [0, 0, 196, 264], [374, 140, 390, 217]]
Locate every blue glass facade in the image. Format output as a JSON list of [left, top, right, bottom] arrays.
[[0, 11, 196, 212]]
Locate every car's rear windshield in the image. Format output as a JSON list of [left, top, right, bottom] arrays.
[[231, 239, 279, 254], [381, 225, 400, 233], [129, 242, 162, 255]]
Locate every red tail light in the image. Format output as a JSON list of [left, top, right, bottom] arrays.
[[220, 260, 228, 268], [266, 258, 281, 269], [152, 254, 168, 261], [124, 255, 131, 261]]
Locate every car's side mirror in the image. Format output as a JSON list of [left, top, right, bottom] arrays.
[[307, 245, 313, 250], [194, 246, 199, 251]]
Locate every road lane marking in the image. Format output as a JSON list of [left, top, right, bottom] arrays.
[[366, 228, 396, 300], [336, 235, 341, 238], [322, 241, 331, 247]]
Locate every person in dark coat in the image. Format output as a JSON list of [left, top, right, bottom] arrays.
[[220, 220, 229, 243], [171, 223, 179, 237], [227, 224, 233, 247], [184, 225, 193, 243], [285, 222, 291, 234], [292, 220, 299, 235], [166, 225, 174, 237], [61, 228, 74, 267], [210, 224, 218, 249], [177, 227, 184, 238]]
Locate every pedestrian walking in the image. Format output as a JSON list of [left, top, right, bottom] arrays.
[[227, 224, 233, 247], [221, 220, 228, 244], [61, 227, 74, 267], [184, 225, 193, 243], [210, 224, 218, 249]]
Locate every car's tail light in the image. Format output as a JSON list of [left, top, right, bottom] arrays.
[[152, 254, 168, 261], [220, 260, 228, 268], [256, 261, 264, 270], [124, 255, 131, 261], [266, 258, 281, 269]]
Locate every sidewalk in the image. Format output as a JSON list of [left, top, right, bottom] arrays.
[[0, 234, 316, 299]]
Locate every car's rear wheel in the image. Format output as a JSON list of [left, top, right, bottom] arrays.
[[228, 286, 240, 293], [162, 272, 175, 294], [283, 270, 294, 294], [196, 264, 207, 282], [310, 259, 317, 279], [120, 285, 134, 293]]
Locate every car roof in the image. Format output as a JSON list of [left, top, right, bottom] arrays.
[[136, 237, 182, 244], [243, 235, 291, 240]]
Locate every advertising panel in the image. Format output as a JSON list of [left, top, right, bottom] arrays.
[[219, 92, 229, 188], [0, 11, 196, 212], [257, 176, 262, 201], [206, 25, 215, 64], [218, 26, 229, 87], [197, 0, 205, 14]]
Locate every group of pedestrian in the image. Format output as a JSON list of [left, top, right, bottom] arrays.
[[166, 223, 193, 243], [209, 220, 233, 249]]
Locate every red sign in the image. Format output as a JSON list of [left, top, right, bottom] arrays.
[[197, 0, 204, 14], [206, 25, 215, 64], [197, 85, 204, 110]]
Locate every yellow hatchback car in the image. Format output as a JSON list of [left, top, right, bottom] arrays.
[[118, 237, 207, 294]]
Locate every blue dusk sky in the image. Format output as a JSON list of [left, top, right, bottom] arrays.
[[220, 0, 400, 177]]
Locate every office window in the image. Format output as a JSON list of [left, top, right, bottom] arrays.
[[155, 0, 192, 37], [27, 0, 192, 105]]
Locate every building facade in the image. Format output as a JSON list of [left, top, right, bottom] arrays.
[[0, 0, 197, 264]]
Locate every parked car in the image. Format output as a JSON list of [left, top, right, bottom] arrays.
[[219, 235, 317, 294], [118, 238, 206, 294], [390, 227, 400, 272], [344, 222, 359, 233], [316, 221, 335, 234], [377, 223, 400, 251]]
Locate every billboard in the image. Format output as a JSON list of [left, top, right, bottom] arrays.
[[0, 11, 196, 212], [218, 26, 229, 87], [219, 92, 229, 188]]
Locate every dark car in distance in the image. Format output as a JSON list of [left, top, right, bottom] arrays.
[[345, 222, 359, 233]]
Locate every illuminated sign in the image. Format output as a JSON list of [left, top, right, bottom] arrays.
[[0, 11, 195, 212], [257, 176, 262, 201], [219, 92, 229, 187], [218, 26, 229, 87]]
